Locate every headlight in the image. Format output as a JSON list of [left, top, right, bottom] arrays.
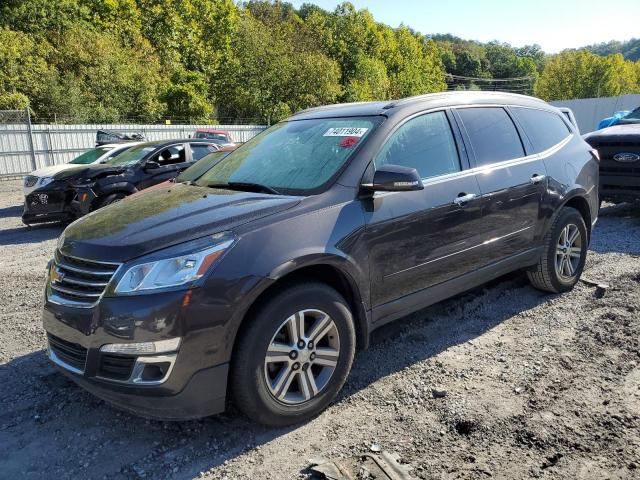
[[114, 232, 236, 294], [39, 177, 54, 187]]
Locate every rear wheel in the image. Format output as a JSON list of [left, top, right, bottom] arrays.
[[96, 192, 126, 210], [231, 282, 356, 426], [527, 207, 588, 293]]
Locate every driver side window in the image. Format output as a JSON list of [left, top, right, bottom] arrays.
[[155, 145, 186, 165], [375, 111, 461, 179]]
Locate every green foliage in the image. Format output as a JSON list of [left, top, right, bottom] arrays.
[[162, 69, 213, 122], [2, 0, 639, 123], [535, 50, 640, 101], [215, 13, 341, 124], [0, 92, 30, 110], [585, 38, 640, 62]]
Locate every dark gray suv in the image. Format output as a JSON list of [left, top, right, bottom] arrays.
[[43, 92, 599, 426]]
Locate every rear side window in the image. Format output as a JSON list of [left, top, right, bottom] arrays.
[[513, 107, 571, 153], [457, 107, 524, 166], [376, 111, 461, 179], [190, 143, 218, 161]]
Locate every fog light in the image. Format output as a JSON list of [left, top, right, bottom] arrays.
[[80, 192, 89, 202], [100, 337, 181, 355]]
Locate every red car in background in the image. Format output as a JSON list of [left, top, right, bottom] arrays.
[[193, 128, 236, 148]]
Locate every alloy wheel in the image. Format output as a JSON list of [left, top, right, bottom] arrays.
[[264, 309, 340, 405], [555, 223, 582, 280]]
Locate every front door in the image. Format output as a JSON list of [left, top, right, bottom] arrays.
[[138, 143, 188, 189], [362, 110, 485, 309]]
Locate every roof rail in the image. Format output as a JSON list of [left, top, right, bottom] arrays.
[[295, 101, 381, 115], [383, 91, 540, 109]]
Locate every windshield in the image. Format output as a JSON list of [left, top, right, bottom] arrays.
[[106, 144, 156, 166], [620, 108, 640, 124], [69, 147, 112, 165], [176, 151, 230, 182], [195, 117, 378, 194]]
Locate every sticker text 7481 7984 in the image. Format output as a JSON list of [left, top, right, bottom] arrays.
[[323, 127, 369, 137]]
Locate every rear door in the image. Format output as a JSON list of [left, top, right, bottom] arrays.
[[453, 106, 548, 265], [363, 110, 485, 308]]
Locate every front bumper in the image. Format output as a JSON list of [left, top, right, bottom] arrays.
[[600, 174, 640, 202], [23, 189, 75, 224], [42, 289, 232, 420]]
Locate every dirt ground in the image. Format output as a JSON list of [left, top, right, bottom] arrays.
[[0, 178, 639, 480]]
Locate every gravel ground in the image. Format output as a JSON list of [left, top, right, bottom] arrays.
[[0, 178, 639, 480]]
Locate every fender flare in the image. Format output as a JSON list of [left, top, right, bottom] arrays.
[[542, 186, 593, 241]]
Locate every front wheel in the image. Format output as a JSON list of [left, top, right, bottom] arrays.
[[527, 207, 588, 293], [231, 282, 356, 426]]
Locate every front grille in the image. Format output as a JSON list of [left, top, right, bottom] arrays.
[[98, 354, 136, 381], [48, 334, 88, 372], [596, 142, 640, 169], [49, 250, 121, 307], [24, 175, 38, 187]]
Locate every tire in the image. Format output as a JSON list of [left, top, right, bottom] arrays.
[[527, 207, 588, 293], [231, 282, 356, 427], [96, 192, 126, 209]]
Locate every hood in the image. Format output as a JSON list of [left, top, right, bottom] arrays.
[[52, 163, 127, 182], [29, 164, 86, 178], [584, 123, 640, 145], [61, 183, 301, 262]]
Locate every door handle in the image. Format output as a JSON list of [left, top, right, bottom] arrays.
[[453, 193, 477, 206], [530, 174, 546, 184]]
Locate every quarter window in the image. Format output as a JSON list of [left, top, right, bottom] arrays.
[[457, 107, 525, 166], [375, 111, 461, 179], [513, 107, 571, 153]]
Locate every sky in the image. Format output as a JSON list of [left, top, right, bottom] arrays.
[[289, 0, 640, 53]]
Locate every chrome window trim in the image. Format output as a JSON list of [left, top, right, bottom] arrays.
[[373, 133, 573, 198]]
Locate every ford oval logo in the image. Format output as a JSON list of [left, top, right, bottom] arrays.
[[613, 152, 640, 163]]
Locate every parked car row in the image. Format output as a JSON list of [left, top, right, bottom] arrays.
[[22, 128, 238, 225], [39, 91, 601, 426]]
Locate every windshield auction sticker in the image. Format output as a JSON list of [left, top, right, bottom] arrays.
[[323, 127, 369, 137]]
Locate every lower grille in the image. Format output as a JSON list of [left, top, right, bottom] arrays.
[[48, 334, 88, 373], [49, 250, 121, 307], [98, 354, 136, 381]]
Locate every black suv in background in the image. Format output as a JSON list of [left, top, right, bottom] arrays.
[[43, 92, 598, 426], [22, 140, 219, 225], [584, 114, 640, 204]]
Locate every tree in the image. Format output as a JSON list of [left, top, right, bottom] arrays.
[[387, 29, 446, 97], [344, 56, 389, 101], [0, 27, 56, 114], [215, 13, 340, 124], [536, 50, 640, 101], [47, 26, 166, 122]]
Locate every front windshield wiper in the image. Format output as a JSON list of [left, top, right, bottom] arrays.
[[204, 181, 281, 195]]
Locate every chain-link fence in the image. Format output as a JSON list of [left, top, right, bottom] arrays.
[[0, 109, 266, 180]]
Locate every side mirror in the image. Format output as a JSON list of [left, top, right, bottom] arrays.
[[144, 160, 161, 170], [362, 164, 423, 192]]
